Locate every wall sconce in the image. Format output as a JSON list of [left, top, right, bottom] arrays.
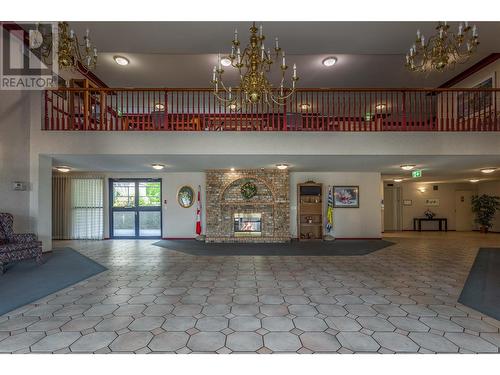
[[417, 187, 427, 193]]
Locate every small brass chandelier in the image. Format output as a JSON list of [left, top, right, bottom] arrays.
[[30, 22, 98, 71], [211, 22, 298, 106], [405, 22, 479, 73]]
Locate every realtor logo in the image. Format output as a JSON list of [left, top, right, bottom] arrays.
[[1, 22, 58, 90]]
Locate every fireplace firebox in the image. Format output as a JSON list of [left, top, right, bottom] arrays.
[[233, 213, 262, 237]]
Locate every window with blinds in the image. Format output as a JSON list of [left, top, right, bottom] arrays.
[[71, 178, 104, 240]]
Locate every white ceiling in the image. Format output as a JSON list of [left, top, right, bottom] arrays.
[[52, 154, 500, 183], [69, 21, 500, 88]]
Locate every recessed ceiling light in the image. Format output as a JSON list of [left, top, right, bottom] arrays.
[[221, 57, 232, 67], [299, 103, 311, 110], [151, 164, 165, 170], [276, 163, 289, 170], [55, 166, 71, 173], [154, 103, 165, 111], [393, 178, 403, 182], [113, 55, 129, 66], [400, 164, 416, 171], [230, 167, 235, 171], [469, 179, 480, 183], [480, 168, 497, 174], [375, 104, 387, 110], [322, 56, 337, 67]]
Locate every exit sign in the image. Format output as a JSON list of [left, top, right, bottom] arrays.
[[412, 169, 423, 178]]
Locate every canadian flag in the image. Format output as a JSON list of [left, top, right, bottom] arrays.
[[195, 185, 202, 235]]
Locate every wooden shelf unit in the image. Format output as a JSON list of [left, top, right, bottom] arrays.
[[297, 182, 323, 241]]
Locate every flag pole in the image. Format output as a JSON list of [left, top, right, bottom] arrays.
[[325, 185, 335, 241]]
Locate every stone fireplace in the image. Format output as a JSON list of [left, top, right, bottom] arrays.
[[205, 169, 290, 243]]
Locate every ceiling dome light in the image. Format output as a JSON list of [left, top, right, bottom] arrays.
[[221, 57, 232, 67], [480, 168, 497, 174], [154, 103, 165, 111], [375, 104, 387, 110], [400, 164, 416, 171], [113, 55, 129, 66], [151, 164, 165, 170], [393, 178, 403, 182], [322, 56, 337, 67], [55, 166, 71, 173], [469, 179, 480, 183], [227, 103, 238, 111], [299, 103, 311, 110], [276, 164, 289, 170]]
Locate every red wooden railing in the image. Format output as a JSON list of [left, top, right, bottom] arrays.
[[43, 88, 500, 131]]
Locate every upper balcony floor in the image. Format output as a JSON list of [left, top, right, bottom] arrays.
[[43, 87, 500, 132]]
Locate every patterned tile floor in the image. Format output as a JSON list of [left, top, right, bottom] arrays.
[[1, 232, 500, 354]]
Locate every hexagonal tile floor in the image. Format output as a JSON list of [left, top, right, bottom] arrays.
[[0, 232, 499, 353]]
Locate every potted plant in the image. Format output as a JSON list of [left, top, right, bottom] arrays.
[[471, 194, 500, 233]]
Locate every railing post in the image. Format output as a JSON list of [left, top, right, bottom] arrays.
[[100, 90, 105, 130], [401, 91, 407, 131], [44, 90, 49, 130], [283, 99, 288, 131]]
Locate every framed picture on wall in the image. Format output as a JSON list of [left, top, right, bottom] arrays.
[[424, 198, 440, 207], [457, 75, 495, 120], [333, 186, 359, 208]]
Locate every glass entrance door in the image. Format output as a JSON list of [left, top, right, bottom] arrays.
[[110, 179, 162, 238]]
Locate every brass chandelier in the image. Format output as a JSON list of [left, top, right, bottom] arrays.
[[211, 22, 298, 106], [30, 22, 98, 71], [405, 22, 479, 73]]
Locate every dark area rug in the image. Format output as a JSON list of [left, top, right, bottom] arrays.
[[153, 239, 393, 256], [0, 248, 107, 316], [459, 248, 500, 321]]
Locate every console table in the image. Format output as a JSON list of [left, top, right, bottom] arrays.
[[413, 218, 448, 232]]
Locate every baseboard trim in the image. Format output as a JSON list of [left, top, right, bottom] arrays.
[[402, 229, 456, 232], [162, 237, 196, 240], [292, 237, 383, 240]]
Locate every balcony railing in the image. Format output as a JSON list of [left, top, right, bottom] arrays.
[[43, 88, 500, 132]]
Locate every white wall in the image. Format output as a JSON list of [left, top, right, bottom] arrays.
[[452, 59, 500, 89], [399, 181, 477, 231], [478, 180, 500, 232], [0, 91, 31, 232], [60, 171, 205, 239], [163, 172, 205, 238], [290, 172, 382, 239]]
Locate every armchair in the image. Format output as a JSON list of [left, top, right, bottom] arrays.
[[0, 213, 43, 274]]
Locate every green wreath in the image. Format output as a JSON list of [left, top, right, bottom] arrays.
[[241, 181, 257, 199]]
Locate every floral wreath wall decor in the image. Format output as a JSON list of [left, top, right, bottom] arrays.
[[241, 181, 257, 200]]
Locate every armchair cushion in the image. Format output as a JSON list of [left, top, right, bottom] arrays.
[[11, 233, 38, 243]]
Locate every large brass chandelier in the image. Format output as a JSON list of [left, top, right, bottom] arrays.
[[30, 22, 97, 71], [405, 22, 479, 73], [211, 23, 298, 106]]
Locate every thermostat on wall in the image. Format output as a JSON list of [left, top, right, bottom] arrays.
[[12, 181, 27, 191]]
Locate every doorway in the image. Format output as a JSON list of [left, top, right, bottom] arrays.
[[384, 184, 402, 231], [455, 190, 474, 231], [109, 178, 162, 238]]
